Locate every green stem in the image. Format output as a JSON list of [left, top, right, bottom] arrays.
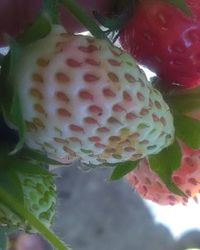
[[60, 0, 107, 40], [0, 187, 70, 250], [43, 0, 59, 24]]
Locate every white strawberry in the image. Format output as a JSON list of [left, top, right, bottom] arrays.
[[127, 143, 200, 205], [13, 25, 175, 165]]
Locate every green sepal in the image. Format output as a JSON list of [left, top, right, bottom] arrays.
[[148, 140, 185, 196], [0, 146, 70, 250], [0, 147, 25, 208], [0, 45, 25, 153], [43, 0, 59, 24], [110, 160, 140, 180], [174, 114, 200, 149], [6, 158, 54, 177], [0, 14, 52, 154], [168, 86, 200, 113], [6, 90, 25, 154], [0, 171, 24, 205], [19, 147, 68, 166], [165, 0, 192, 16], [0, 227, 7, 250], [17, 14, 52, 45], [0, 186, 69, 250]]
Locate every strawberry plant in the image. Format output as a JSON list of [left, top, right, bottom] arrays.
[[1, 0, 200, 249]]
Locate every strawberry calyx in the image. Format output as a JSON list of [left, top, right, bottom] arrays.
[[0, 145, 69, 249]]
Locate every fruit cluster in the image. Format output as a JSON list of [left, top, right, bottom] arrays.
[[1, 0, 200, 249], [119, 0, 200, 206]]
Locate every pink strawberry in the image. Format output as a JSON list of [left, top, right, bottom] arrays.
[[13, 25, 174, 166], [119, 0, 200, 89], [127, 142, 200, 205]]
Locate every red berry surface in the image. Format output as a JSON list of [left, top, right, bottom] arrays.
[[120, 0, 200, 89], [127, 143, 200, 205]]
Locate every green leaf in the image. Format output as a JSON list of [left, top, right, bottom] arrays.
[[17, 14, 51, 45], [171, 85, 200, 97], [0, 45, 25, 153], [8, 91, 25, 153], [0, 14, 52, 153], [169, 98, 200, 113], [0, 146, 24, 203], [0, 228, 7, 250], [0, 186, 69, 250], [148, 140, 184, 196], [174, 114, 200, 149], [0, 171, 24, 205], [0, 146, 68, 249], [110, 160, 140, 180], [43, 0, 59, 24], [60, 0, 107, 40], [165, 0, 192, 16], [168, 86, 200, 113], [19, 147, 67, 166], [8, 158, 54, 177]]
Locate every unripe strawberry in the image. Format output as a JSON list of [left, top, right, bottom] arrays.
[[0, 172, 56, 232], [127, 143, 200, 205], [13, 25, 175, 165]]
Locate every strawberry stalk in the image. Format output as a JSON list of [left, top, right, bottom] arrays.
[[0, 186, 70, 250], [43, 0, 59, 24], [59, 0, 107, 40]]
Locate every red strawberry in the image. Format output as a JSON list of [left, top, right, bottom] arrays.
[[119, 0, 200, 89], [127, 142, 200, 205]]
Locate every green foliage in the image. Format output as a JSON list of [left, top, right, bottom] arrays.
[[110, 160, 139, 180], [19, 147, 67, 166], [148, 140, 184, 196], [0, 146, 69, 249], [43, 0, 59, 24], [60, 0, 107, 40], [0, 186, 69, 250], [0, 45, 25, 153], [174, 114, 200, 149], [17, 14, 51, 45], [168, 86, 200, 113], [0, 14, 52, 153]]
